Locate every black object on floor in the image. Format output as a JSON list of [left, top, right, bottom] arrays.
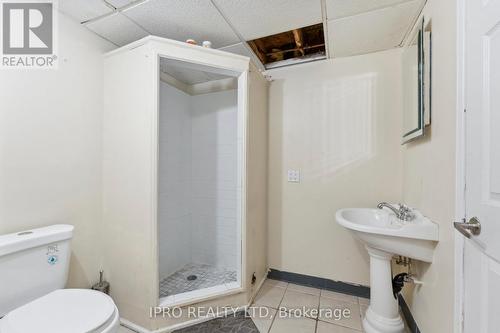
[[187, 275, 197, 281], [173, 312, 259, 333]]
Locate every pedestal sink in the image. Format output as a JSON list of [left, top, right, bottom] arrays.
[[336, 207, 438, 333]]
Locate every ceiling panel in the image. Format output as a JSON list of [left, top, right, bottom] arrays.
[[327, 0, 422, 58], [325, 0, 413, 20], [122, 0, 240, 48], [106, 0, 146, 9], [213, 0, 323, 40], [86, 12, 149, 46], [59, 0, 113, 23], [218, 43, 253, 57]]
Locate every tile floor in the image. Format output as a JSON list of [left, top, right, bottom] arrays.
[[250, 279, 365, 332], [159, 263, 237, 297], [249, 279, 411, 333], [120, 279, 411, 333]]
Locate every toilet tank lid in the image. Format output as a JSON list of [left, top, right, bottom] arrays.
[[0, 224, 74, 257]]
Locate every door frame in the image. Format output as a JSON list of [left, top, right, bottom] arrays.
[[454, 0, 467, 332]]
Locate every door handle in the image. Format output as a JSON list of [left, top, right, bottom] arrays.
[[454, 217, 481, 238]]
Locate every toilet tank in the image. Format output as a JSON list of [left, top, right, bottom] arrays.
[[0, 224, 74, 317]]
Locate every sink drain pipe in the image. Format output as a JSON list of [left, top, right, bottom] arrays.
[[392, 257, 424, 299]]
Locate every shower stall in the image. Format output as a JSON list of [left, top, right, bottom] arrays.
[[102, 37, 268, 329], [157, 59, 241, 303]]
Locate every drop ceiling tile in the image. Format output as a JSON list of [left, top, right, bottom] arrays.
[[122, 0, 240, 48], [105, 0, 142, 9], [86, 12, 149, 46], [59, 0, 113, 23], [327, 0, 422, 58], [218, 43, 253, 57], [213, 0, 323, 40], [325, 0, 414, 20]]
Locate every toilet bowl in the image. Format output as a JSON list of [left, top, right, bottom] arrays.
[[0, 225, 120, 333], [0, 289, 119, 333]]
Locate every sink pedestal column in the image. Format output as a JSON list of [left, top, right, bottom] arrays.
[[363, 246, 405, 333]]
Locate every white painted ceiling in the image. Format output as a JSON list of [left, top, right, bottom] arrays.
[[59, 0, 425, 65]]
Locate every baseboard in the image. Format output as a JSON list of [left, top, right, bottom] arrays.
[[268, 268, 370, 299], [398, 295, 421, 333]]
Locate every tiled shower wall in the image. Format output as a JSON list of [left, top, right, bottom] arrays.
[[190, 91, 238, 270], [159, 82, 238, 280], [159, 83, 192, 279]]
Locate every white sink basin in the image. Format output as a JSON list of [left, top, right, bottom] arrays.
[[335, 206, 438, 333], [336, 208, 438, 262]]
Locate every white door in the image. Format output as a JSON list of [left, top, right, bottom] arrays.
[[460, 0, 500, 331]]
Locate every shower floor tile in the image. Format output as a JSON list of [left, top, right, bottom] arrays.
[[160, 263, 237, 297]]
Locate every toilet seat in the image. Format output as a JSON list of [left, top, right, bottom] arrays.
[[0, 289, 119, 333]]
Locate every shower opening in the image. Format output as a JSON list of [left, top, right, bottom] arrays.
[[157, 56, 243, 306]]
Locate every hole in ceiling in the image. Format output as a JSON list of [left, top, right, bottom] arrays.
[[247, 23, 326, 69]]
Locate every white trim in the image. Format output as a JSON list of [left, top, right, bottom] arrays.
[[158, 286, 244, 309], [104, 36, 251, 65], [454, 0, 466, 332], [120, 306, 248, 333], [151, 47, 161, 313], [238, 70, 249, 290], [120, 319, 151, 333]]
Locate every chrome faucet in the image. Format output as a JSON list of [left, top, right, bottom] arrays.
[[377, 202, 414, 221]]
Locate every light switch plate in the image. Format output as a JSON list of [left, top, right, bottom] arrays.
[[287, 170, 300, 183]]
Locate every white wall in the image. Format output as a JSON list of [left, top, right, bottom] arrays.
[[190, 90, 238, 270], [158, 82, 238, 277], [398, 0, 457, 332], [268, 49, 403, 286], [158, 82, 192, 279], [0, 12, 115, 288]]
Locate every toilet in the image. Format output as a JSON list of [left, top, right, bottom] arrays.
[[0, 225, 120, 333]]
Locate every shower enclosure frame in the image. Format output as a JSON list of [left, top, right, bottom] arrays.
[[153, 46, 249, 308], [102, 36, 268, 330]]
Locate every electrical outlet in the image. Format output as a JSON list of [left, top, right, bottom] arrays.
[[287, 169, 300, 183]]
